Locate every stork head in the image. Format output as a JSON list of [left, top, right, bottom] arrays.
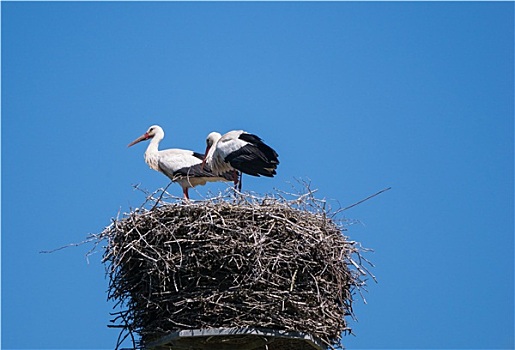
[[202, 132, 222, 169], [128, 125, 164, 147], [205, 132, 222, 149]]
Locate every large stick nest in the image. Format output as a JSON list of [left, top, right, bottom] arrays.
[[101, 186, 374, 349]]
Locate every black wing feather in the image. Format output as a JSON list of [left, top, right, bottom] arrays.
[[225, 133, 279, 177], [192, 152, 205, 161], [158, 161, 230, 181]]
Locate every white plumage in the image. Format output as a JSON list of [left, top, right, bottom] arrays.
[[128, 125, 232, 200]]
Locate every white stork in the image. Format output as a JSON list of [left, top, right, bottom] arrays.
[[128, 125, 233, 200], [202, 130, 279, 190]]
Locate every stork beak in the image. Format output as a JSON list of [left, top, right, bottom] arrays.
[[127, 133, 150, 147], [201, 145, 210, 170]]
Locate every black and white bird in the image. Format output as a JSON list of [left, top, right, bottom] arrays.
[[128, 125, 233, 200], [202, 130, 279, 190]]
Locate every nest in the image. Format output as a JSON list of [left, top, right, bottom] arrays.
[[101, 186, 374, 349]]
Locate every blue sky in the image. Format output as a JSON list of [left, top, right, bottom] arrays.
[[2, 2, 513, 349]]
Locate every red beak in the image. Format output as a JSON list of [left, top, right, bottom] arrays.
[[201, 145, 211, 170], [127, 133, 150, 147]]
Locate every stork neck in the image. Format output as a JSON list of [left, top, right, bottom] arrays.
[[147, 136, 161, 152], [144, 135, 163, 171]]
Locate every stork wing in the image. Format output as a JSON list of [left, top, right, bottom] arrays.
[[224, 133, 279, 177]]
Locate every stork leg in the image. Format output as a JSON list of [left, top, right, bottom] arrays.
[[231, 170, 243, 192], [182, 187, 190, 201], [232, 170, 239, 190], [237, 172, 243, 191]]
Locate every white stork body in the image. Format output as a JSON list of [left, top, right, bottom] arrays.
[[128, 125, 232, 200], [204, 130, 279, 190]]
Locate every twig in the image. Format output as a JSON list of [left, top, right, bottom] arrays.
[[341, 187, 391, 211], [39, 235, 99, 254], [150, 182, 173, 211]]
